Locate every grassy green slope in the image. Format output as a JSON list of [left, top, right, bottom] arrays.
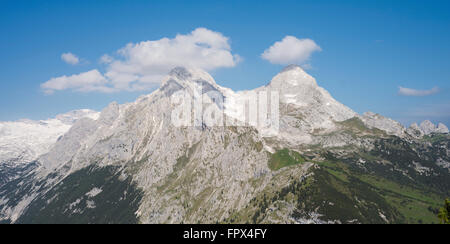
[[268, 149, 305, 171], [314, 161, 443, 224], [227, 146, 445, 224]]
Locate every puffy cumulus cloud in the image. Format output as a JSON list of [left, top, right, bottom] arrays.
[[261, 36, 321, 65], [42, 28, 241, 94], [398, 86, 440, 96], [41, 70, 112, 94], [61, 52, 80, 65]]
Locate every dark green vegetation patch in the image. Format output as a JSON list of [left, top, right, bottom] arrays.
[[229, 133, 449, 224], [311, 161, 444, 224], [16, 165, 143, 224]]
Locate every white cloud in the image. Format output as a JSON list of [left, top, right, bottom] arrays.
[[398, 86, 440, 96], [41, 70, 112, 94], [61, 52, 80, 65], [43, 28, 240, 94], [261, 36, 321, 65]]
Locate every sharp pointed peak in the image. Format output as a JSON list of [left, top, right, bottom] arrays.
[[280, 64, 305, 73], [268, 64, 317, 88]]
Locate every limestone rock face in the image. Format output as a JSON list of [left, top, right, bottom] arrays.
[[266, 65, 357, 124], [406, 123, 425, 138], [257, 65, 357, 145], [359, 112, 406, 137], [420, 120, 438, 135], [436, 123, 450, 134], [406, 120, 449, 138]]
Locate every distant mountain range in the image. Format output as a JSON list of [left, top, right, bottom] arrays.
[[0, 66, 448, 224]]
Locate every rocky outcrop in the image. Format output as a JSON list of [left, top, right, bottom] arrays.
[[359, 112, 406, 137], [436, 123, 450, 134], [407, 120, 449, 138]]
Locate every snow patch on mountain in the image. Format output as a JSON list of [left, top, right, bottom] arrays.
[[0, 110, 99, 164]]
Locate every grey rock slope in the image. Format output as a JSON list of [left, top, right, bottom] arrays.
[[0, 66, 449, 224]]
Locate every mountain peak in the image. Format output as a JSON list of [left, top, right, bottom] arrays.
[[420, 120, 437, 135], [166, 66, 216, 85], [159, 67, 221, 97], [268, 65, 317, 88], [437, 123, 449, 133], [259, 64, 356, 131], [280, 64, 304, 73], [168, 67, 193, 80], [408, 120, 449, 136]]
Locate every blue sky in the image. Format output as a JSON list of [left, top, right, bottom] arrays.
[[1, 0, 449, 126]]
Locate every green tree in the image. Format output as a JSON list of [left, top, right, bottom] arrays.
[[438, 199, 450, 224]]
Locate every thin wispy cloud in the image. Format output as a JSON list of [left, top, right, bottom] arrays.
[[261, 36, 321, 65], [398, 86, 440, 96], [61, 52, 80, 65], [42, 28, 241, 94], [99, 54, 113, 64], [41, 70, 112, 94]]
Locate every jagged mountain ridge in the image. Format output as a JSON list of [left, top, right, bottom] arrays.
[[0, 66, 448, 224], [407, 120, 449, 138]]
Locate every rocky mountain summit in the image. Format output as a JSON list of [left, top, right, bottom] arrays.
[[0, 66, 448, 224]]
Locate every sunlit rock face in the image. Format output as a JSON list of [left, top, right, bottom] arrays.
[[406, 120, 449, 138]]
